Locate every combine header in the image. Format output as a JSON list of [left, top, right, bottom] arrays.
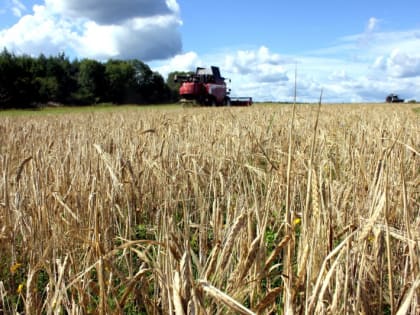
[[174, 66, 252, 106]]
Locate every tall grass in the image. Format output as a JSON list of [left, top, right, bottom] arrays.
[[0, 104, 419, 314]]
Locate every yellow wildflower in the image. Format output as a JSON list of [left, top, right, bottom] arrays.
[[293, 218, 301, 226], [10, 263, 22, 274], [17, 283, 24, 294]]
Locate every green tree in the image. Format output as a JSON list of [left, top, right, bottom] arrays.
[[74, 59, 106, 104], [0, 49, 38, 108], [32, 54, 58, 103], [130, 60, 171, 103], [44, 53, 76, 103], [0, 49, 15, 108], [105, 60, 137, 104], [130, 60, 153, 103], [147, 71, 171, 103], [0, 48, 174, 107]]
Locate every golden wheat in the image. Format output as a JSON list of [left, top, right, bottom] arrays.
[[0, 104, 419, 314]]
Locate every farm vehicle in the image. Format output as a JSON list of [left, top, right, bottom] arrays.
[[174, 66, 252, 106], [386, 94, 404, 103]]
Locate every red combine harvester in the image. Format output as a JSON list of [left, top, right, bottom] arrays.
[[174, 66, 252, 106]]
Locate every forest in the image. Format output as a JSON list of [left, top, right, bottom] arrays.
[[0, 48, 181, 109]]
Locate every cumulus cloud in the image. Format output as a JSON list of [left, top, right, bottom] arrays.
[[224, 46, 289, 75], [11, 0, 26, 17], [219, 47, 292, 99], [152, 46, 293, 101], [366, 17, 379, 33], [328, 70, 351, 82], [372, 49, 420, 78], [217, 23, 420, 102], [153, 51, 201, 78], [373, 56, 386, 70], [385, 49, 420, 78], [0, 0, 182, 61], [257, 71, 288, 83], [73, 14, 182, 60], [0, 5, 76, 56], [156, 16, 419, 102], [0, 0, 27, 17], [45, 0, 171, 24], [153, 32, 414, 103], [356, 16, 381, 48]]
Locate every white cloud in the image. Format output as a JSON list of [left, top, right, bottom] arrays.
[[45, 0, 172, 24], [372, 38, 420, 78], [385, 49, 420, 78], [11, 7, 22, 17], [373, 56, 386, 70], [75, 22, 120, 59], [0, 5, 76, 56], [153, 46, 294, 101], [152, 17, 420, 103], [72, 14, 182, 60], [222, 47, 292, 100], [0, 0, 27, 17], [224, 46, 289, 75], [0, 0, 182, 61], [153, 51, 201, 78], [166, 0, 180, 15], [367, 17, 379, 33], [11, 0, 26, 17], [328, 70, 350, 82]]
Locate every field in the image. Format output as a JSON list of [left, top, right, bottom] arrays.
[[0, 103, 419, 314]]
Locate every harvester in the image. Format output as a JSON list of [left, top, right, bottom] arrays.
[[174, 66, 252, 106], [385, 94, 404, 103]]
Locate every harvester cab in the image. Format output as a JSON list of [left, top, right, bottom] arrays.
[[195, 66, 225, 84], [174, 66, 252, 106]]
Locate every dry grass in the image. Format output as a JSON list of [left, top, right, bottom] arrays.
[[0, 104, 419, 314]]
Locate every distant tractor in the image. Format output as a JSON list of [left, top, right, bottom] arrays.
[[386, 94, 404, 103], [174, 66, 252, 106]]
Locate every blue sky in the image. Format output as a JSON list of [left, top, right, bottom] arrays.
[[1, 0, 419, 102]]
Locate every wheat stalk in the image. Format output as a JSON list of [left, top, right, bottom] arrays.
[[198, 280, 255, 315]]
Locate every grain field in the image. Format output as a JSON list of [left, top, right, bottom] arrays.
[[0, 104, 419, 314]]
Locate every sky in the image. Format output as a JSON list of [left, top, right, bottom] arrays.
[[1, 0, 419, 103]]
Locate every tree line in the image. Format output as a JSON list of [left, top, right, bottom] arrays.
[[0, 48, 182, 109]]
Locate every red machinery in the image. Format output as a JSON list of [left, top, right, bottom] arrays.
[[174, 66, 252, 106]]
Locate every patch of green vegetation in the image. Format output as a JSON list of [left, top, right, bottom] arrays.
[[412, 107, 420, 114], [265, 229, 277, 252]]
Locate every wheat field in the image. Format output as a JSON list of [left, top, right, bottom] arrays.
[[0, 104, 419, 314]]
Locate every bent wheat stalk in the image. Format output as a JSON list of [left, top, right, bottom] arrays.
[[198, 280, 255, 315]]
